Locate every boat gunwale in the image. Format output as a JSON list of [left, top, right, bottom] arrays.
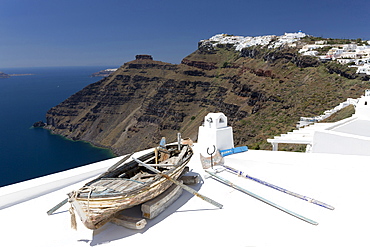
[[74, 144, 192, 199]]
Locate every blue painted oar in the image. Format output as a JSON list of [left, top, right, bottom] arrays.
[[222, 164, 334, 210], [205, 170, 318, 225], [220, 146, 248, 157]]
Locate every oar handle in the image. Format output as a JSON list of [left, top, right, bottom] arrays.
[[162, 173, 223, 209], [47, 198, 68, 215]]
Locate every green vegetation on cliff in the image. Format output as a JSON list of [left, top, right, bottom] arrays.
[[45, 42, 370, 155]]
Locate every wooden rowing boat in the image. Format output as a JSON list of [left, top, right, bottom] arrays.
[[68, 142, 193, 230]]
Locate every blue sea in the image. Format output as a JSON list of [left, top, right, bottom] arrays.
[[0, 66, 117, 187]]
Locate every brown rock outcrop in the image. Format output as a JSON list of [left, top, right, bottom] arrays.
[[135, 55, 153, 60], [181, 59, 217, 70]]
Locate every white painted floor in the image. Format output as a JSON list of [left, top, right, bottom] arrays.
[[1, 146, 369, 247]]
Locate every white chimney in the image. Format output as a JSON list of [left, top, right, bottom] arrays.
[[197, 113, 234, 155]]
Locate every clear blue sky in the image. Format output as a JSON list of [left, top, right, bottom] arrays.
[[1, 0, 369, 68]]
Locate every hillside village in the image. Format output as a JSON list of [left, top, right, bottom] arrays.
[[201, 31, 307, 51], [299, 40, 370, 75], [201, 31, 370, 75]]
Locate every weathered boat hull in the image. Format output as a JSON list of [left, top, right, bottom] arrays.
[[69, 144, 192, 230], [70, 168, 184, 229]]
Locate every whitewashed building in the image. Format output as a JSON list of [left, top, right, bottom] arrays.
[[357, 64, 370, 75], [268, 90, 370, 156]]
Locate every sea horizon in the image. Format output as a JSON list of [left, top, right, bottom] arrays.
[[0, 64, 120, 70], [0, 66, 118, 187]]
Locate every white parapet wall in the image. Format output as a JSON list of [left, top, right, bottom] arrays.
[[297, 98, 357, 128], [0, 156, 125, 210], [312, 130, 370, 156], [354, 89, 370, 119]]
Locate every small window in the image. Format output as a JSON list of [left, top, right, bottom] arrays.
[[365, 101, 368, 105], [219, 118, 224, 123]]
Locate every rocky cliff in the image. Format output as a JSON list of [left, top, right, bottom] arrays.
[[45, 37, 370, 154]]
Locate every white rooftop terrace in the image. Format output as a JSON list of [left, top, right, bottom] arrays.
[[2, 111, 370, 246], [1, 147, 370, 246]]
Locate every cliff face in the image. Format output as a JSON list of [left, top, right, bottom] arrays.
[[46, 44, 369, 154]]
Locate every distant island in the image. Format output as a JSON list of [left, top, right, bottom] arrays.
[[0, 72, 34, 78], [0, 72, 10, 78], [91, 68, 118, 77], [9, 73, 34, 76]]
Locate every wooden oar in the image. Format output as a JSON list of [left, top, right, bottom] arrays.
[[107, 152, 134, 172], [200, 150, 333, 211], [221, 164, 334, 210], [133, 157, 223, 209], [47, 153, 133, 216], [205, 170, 318, 225]]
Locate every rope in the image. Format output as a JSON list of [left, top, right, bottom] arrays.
[[68, 191, 78, 230], [69, 205, 77, 230], [68, 187, 94, 230]]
